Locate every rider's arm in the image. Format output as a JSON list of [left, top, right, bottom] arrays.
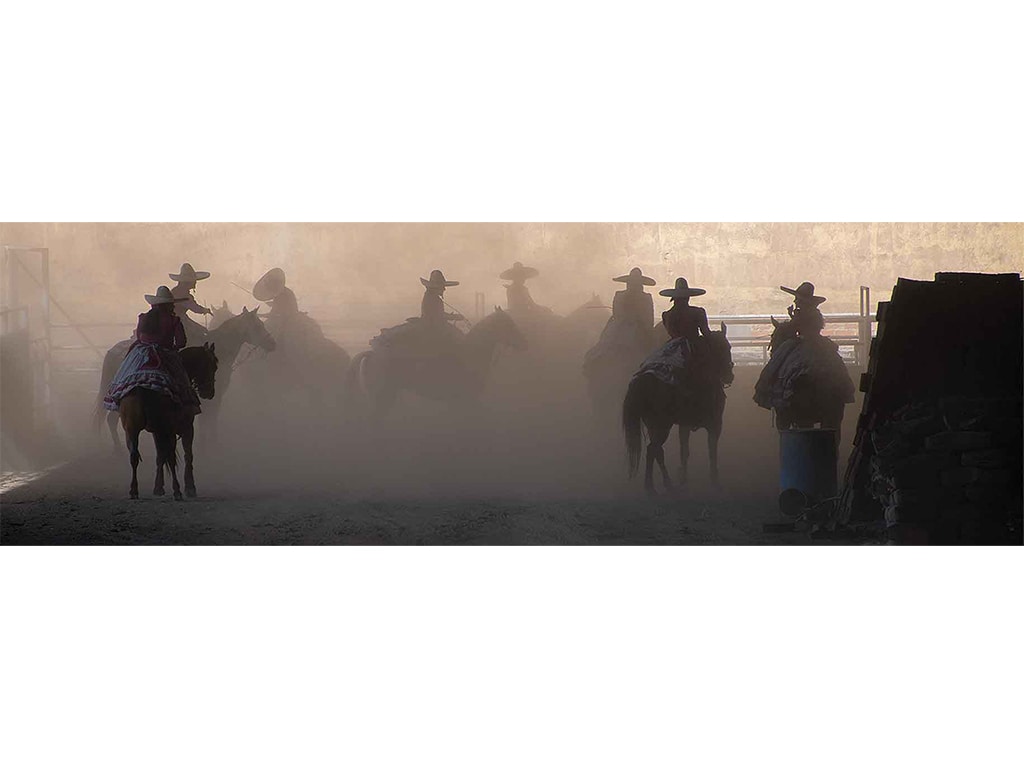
[[697, 307, 712, 336]]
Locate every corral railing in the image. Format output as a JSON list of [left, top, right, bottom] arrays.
[[707, 286, 873, 366]]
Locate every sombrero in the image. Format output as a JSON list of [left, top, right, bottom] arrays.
[[253, 268, 287, 301], [781, 282, 826, 305], [420, 269, 459, 288], [659, 277, 706, 298], [169, 262, 211, 282], [500, 261, 539, 281], [145, 285, 188, 305], [613, 267, 656, 287]]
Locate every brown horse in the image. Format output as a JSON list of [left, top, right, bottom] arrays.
[[118, 343, 218, 500], [97, 307, 274, 449], [623, 325, 734, 493]]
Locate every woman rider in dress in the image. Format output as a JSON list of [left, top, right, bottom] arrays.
[[103, 286, 201, 415]]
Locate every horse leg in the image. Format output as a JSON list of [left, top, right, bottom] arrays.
[[181, 419, 196, 497], [646, 425, 671, 495], [157, 431, 183, 501], [708, 428, 721, 487], [152, 430, 166, 496], [678, 428, 691, 486], [126, 429, 141, 500], [107, 411, 121, 452]]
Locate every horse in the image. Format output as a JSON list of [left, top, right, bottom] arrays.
[[96, 307, 275, 448], [755, 318, 854, 443], [622, 325, 734, 494], [118, 343, 218, 500], [208, 300, 235, 331], [344, 307, 526, 418]]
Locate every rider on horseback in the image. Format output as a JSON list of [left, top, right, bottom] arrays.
[[660, 277, 711, 345], [170, 262, 213, 341], [613, 267, 657, 334], [500, 262, 542, 316], [583, 268, 658, 393], [103, 286, 202, 415], [781, 281, 827, 337]]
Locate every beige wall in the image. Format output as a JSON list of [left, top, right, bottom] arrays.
[[2, 223, 1021, 347]]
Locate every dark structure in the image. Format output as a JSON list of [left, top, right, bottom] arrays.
[[834, 272, 1023, 544]]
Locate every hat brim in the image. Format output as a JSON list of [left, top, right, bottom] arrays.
[[421, 278, 460, 287], [613, 274, 656, 286], [253, 268, 287, 301], [169, 271, 210, 282], [659, 288, 706, 298], [500, 267, 539, 281], [145, 295, 188, 305], [780, 286, 827, 304]]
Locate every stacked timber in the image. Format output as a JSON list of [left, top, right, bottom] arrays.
[[835, 272, 1023, 544]]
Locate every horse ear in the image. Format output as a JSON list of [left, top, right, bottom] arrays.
[[242, 305, 249, 314], [771, 316, 779, 328], [720, 321, 727, 334], [254, 304, 261, 314], [210, 342, 215, 352]]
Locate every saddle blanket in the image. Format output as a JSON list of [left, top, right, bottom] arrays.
[[102, 342, 199, 413], [633, 337, 693, 387]]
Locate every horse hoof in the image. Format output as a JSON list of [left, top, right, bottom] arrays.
[[185, 488, 197, 498], [130, 491, 139, 500], [173, 492, 184, 501], [153, 488, 165, 497]]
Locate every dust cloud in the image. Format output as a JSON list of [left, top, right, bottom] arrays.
[[2, 223, 1021, 509]]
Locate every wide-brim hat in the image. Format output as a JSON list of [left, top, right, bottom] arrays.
[[169, 262, 210, 282], [253, 267, 287, 301], [613, 267, 656, 287], [500, 261, 539, 281], [659, 277, 706, 298], [420, 269, 459, 288], [781, 281, 826, 305], [145, 285, 188, 305]]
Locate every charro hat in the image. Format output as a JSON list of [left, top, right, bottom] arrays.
[[613, 267, 656, 287], [145, 285, 188, 305], [781, 281, 826, 305], [659, 276, 706, 298], [253, 268, 287, 301], [420, 269, 459, 288], [169, 262, 211, 282], [500, 261, 540, 281]]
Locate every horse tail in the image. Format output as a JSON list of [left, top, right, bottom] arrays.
[[343, 351, 371, 408], [622, 376, 645, 478]]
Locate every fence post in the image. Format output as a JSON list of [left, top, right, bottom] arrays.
[[858, 285, 871, 367]]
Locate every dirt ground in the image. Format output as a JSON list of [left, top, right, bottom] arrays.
[[1, 364, 859, 545], [0, 453, 804, 545]]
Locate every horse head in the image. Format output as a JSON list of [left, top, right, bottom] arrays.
[[704, 322, 735, 387], [473, 306, 528, 351], [238, 305, 277, 352], [182, 342, 220, 400]]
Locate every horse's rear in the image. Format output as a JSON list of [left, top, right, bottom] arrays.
[[119, 388, 183, 499]]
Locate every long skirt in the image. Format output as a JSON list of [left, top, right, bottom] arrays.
[[102, 342, 200, 413]]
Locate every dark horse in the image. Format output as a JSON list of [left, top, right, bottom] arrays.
[[118, 343, 218, 500], [623, 325, 734, 493], [344, 307, 526, 418], [97, 307, 275, 448]]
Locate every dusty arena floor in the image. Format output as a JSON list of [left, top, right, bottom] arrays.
[[0, 449, 806, 545], [1, 367, 854, 546]]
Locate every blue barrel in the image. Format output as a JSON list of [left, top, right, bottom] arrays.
[[779, 429, 838, 504]]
